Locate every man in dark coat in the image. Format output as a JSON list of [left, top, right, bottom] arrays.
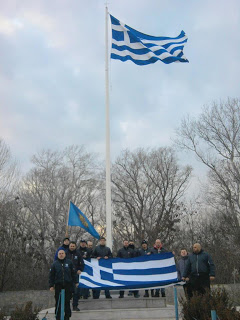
[[54, 237, 70, 260], [151, 239, 167, 297], [78, 240, 91, 259], [92, 237, 112, 299], [117, 240, 140, 298], [66, 241, 85, 311], [182, 243, 215, 298], [139, 240, 154, 298], [49, 250, 78, 320]]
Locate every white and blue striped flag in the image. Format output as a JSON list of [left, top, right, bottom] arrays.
[[110, 15, 188, 66], [79, 252, 179, 290]]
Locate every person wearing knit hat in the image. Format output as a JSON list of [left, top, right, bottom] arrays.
[[54, 236, 70, 260]]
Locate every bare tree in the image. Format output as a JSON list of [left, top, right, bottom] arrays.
[[19, 145, 104, 266], [112, 147, 192, 247], [175, 98, 240, 245]]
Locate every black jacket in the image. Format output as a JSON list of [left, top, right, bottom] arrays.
[[93, 245, 112, 258], [138, 247, 152, 256], [66, 249, 85, 272], [49, 258, 78, 287], [117, 246, 135, 259], [128, 245, 140, 257], [183, 250, 215, 278], [78, 246, 91, 259]]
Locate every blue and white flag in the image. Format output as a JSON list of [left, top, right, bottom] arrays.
[[110, 15, 188, 66], [79, 252, 179, 290]]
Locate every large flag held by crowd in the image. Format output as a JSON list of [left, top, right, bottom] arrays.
[[79, 252, 178, 290], [110, 15, 188, 66]]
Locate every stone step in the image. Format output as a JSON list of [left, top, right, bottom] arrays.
[[78, 297, 166, 310], [39, 306, 177, 320]]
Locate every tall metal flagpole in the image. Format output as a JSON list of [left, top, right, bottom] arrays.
[[105, 4, 112, 250]]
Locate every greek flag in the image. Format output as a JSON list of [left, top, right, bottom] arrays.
[[79, 252, 178, 290], [110, 15, 188, 66]]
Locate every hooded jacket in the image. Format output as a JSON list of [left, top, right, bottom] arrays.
[[183, 250, 215, 278]]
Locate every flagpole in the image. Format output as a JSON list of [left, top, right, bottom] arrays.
[[105, 4, 112, 251], [65, 200, 71, 237]]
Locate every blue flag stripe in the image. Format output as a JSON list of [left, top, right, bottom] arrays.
[[112, 265, 176, 276], [110, 14, 188, 65]]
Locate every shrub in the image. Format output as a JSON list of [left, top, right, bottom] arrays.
[[0, 310, 7, 320], [180, 287, 240, 320], [9, 302, 40, 320]]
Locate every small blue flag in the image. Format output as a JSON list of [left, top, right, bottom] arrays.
[[68, 201, 100, 239]]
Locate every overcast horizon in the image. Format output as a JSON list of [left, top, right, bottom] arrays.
[[0, 0, 239, 196]]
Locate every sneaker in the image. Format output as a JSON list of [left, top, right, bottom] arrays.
[[128, 292, 133, 296], [119, 295, 124, 298], [73, 307, 80, 311], [106, 296, 112, 299]]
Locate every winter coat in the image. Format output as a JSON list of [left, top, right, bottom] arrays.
[[183, 250, 215, 278], [138, 247, 152, 256], [93, 245, 112, 258], [151, 246, 168, 254], [177, 256, 188, 280], [117, 246, 135, 259], [66, 249, 85, 272], [49, 258, 77, 287]]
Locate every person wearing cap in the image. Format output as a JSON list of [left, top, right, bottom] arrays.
[[78, 240, 91, 259], [92, 237, 113, 299], [54, 237, 70, 261], [138, 240, 154, 298]]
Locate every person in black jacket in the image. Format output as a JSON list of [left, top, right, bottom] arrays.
[[92, 237, 112, 299], [151, 239, 168, 297], [117, 240, 140, 298], [138, 240, 154, 298], [49, 250, 78, 320], [54, 237, 70, 260], [66, 241, 85, 311], [78, 240, 91, 259], [182, 243, 215, 298]]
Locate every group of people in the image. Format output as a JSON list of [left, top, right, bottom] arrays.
[[49, 236, 215, 320]]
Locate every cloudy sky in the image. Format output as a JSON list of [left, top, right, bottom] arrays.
[[0, 0, 239, 189]]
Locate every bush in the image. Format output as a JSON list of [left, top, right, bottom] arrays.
[[180, 287, 240, 320], [0, 311, 7, 320], [9, 302, 40, 320]]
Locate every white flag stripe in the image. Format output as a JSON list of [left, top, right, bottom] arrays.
[[80, 279, 100, 288], [112, 24, 187, 46], [113, 271, 178, 282], [81, 272, 124, 287], [113, 257, 175, 270], [112, 38, 184, 55], [111, 48, 172, 61]]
